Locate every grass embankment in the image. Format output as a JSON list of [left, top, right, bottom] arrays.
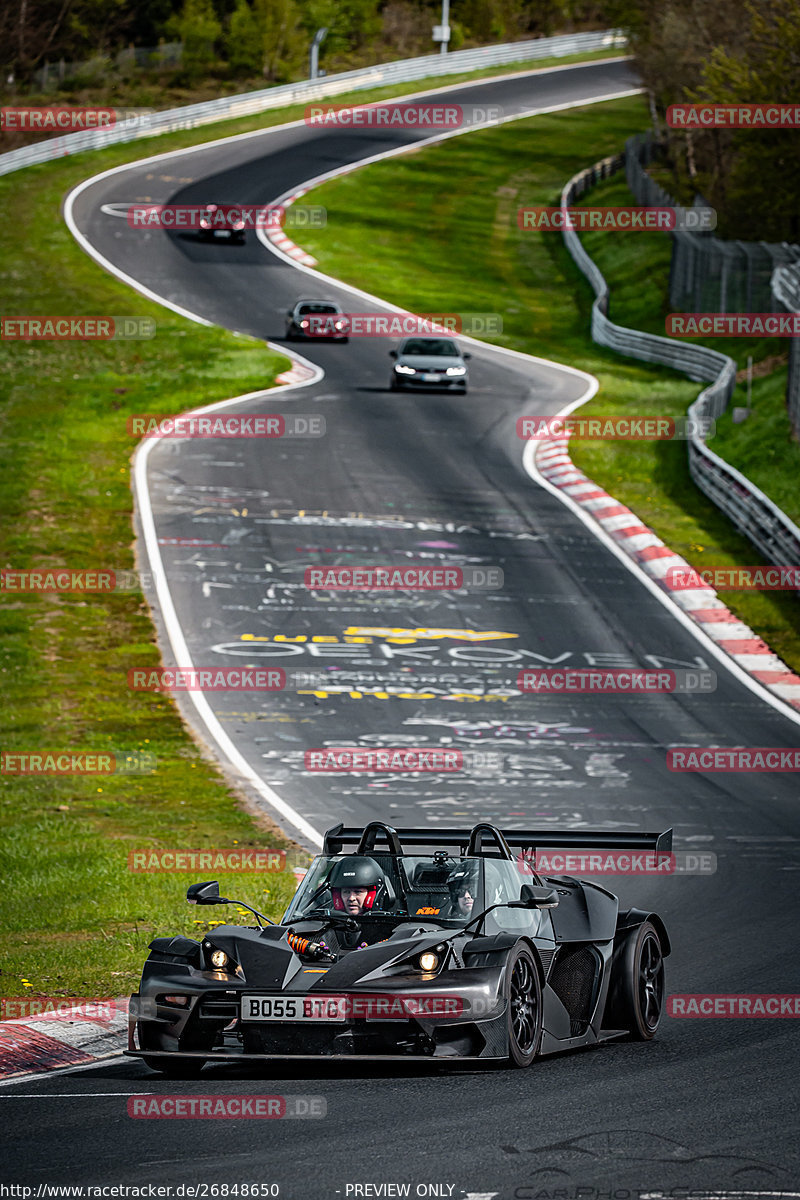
[[294, 94, 800, 674], [0, 124, 302, 1000]]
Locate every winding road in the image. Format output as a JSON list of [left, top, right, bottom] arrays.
[[4, 57, 799, 1198]]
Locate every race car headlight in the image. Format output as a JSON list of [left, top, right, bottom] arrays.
[[415, 944, 447, 973], [202, 940, 239, 974], [300, 319, 309, 328], [446, 366, 467, 376], [395, 364, 416, 375]]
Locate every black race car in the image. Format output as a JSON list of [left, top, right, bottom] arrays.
[[127, 821, 671, 1075]]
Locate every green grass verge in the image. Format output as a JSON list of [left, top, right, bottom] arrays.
[[294, 94, 800, 673], [0, 113, 304, 1001]]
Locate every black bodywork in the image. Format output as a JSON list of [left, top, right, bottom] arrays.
[[127, 822, 672, 1071]]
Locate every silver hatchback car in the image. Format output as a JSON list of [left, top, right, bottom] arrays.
[[389, 337, 471, 393]]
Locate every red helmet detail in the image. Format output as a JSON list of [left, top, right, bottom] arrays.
[[331, 885, 378, 912]]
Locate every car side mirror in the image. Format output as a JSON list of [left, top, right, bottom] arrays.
[[463, 352, 472, 360], [508, 884, 559, 910], [389, 349, 398, 358], [287, 309, 294, 317], [186, 880, 224, 905]]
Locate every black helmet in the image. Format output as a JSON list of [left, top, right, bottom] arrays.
[[448, 863, 479, 904], [328, 856, 390, 912]]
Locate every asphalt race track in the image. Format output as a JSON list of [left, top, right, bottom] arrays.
[[5, 58, 799, 1198]]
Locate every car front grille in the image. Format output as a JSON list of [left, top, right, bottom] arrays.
[[196, 997, 239, 1022]]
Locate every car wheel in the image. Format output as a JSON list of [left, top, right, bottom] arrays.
[[390, 378, 400, 391], [505, 943, 542, 1067], [139, 1021, 208, 1077], [606, 920, 665, 1040]]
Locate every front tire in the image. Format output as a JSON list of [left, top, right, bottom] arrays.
[[605, 920, 665, 1040], [139, 1021, 208, 1077], [505, 943, 542, 1067]]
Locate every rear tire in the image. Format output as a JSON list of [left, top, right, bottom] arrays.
[[605, 920, 665, 1040], [505, 943, 542, 1067]]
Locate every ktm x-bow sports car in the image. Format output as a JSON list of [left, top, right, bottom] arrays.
[[127, 822, 671, 1074]]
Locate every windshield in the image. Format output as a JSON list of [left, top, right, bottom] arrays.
[[283, 854, 486, 927], [298, 303, 339, 314], [400, 339, 459, 357]]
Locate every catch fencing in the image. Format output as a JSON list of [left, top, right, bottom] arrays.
[[560, 154, 800, 576], [772, 262, 800, 440], [626, 133, 800, 314]]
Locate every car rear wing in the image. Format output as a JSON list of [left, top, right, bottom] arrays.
[[323, 821, 672, 859]]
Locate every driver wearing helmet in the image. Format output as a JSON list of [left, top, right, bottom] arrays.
[[328, 856, 390, 916]]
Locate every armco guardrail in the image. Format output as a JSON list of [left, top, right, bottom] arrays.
[[560, 155, 800, 576], [772, 262, 800, 440], [0, 30, 625, 178]]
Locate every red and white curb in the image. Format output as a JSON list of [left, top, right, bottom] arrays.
[[535, 436, 800, 710], [0, 1002, 127, 1080], [275, 360, 317, 385], [265, 187, 318, 267]]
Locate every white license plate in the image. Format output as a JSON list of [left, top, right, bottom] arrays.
[[241, 995, 348, 1022], [421, 373, 442, 382]]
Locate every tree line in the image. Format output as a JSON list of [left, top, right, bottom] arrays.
[[3, 0, 796, 242], [611, 0, 800, 241], [3, 0, 609, 86]]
